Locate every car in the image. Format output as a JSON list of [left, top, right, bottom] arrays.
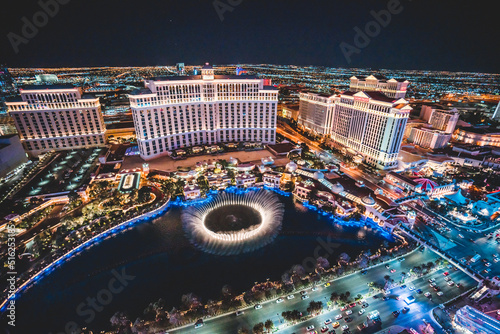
[[359, 309, 365, 315], [325, 282, 331, 287], [409, 329, 418, 334], [335, 314, 343, 320], [428, 278, 435, 283], [456, 283, 462, 288], [437, 291, 444, 296], [391, 269, 396, 273], [408, 285, 415, 291], [484, 268, 492, 274], [236, 310, 244, 316], [360, 270, 367, 275], [349, 302, 356, 308], [328, 331, 336, 334], [494, 258, 499, 263], [312, 286, 319, 292], [194, 319, 204, 329], [444, 276, 451, 281], [324, 319, 332, 325], [434, 286, 441, 291], [485, 262, 491, 267], [395, 296, 401, 300], [287, 294, 295, 300], [276, 298, 284, 303], [392, 310, 400, 317], [361, 302, 369, 308], [458, 234, 464, 238], [416, 289, 423, 294], [385, 264, 390, 269], [344, 317, 352, 323], [399, 257, 406, 262], [402, 307, 409, 313], [430, 282, 436, 287], [443, 272, 449, 276], [332, 321, 340, 327], [345, 310, 352, 315], [321, 326, 329, 333], [254, 304, 262, 310], [302, 294, 310, 300], [401, 285, 407, 289], [341, 325, 349, 331], [306, 325, 315, 331], [425, 292, 432, 298], [340, 306, 348, 311], [383, 296, 389, 301], [300, 290, 307, 295], [447, 281, 454, 286]]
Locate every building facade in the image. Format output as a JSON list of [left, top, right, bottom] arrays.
[[6, 85, 106, 156], [128, 64, 278, 160], [454, 305, 500, 334], [331, 91, 411, 169], [428, 108, 459, 134], [0, 134, 28, 178], [349, 75, 409, 98], [407, 127, 451, 149], [298, 92, 335, 135], [454, 128, 500, 147]]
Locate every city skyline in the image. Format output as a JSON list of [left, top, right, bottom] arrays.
[[1, 0, 500, 73]]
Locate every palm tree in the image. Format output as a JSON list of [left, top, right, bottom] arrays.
[[264, 319, 274, 333]]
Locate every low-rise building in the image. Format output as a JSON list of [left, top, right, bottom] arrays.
[[263, 171, 282, 188], [384, 171, 419, 192], [294, 181, 314, 200], [183, 184, 201, 200], [235, 173, 256, 187], [407, 127, 451, 149], [453, 305, 500, 334]]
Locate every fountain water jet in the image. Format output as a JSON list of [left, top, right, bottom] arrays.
[[182, 190, 284, 255]]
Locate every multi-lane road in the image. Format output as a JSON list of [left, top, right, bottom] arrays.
[[173, 249, 476, 334], [414, 214, 500, 278]]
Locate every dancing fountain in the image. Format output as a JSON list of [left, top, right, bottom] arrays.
[[182, 190, 284, 255]]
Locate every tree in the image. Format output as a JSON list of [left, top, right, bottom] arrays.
[[264, 319, 274, 332], [253, 322, 265, 334], [282, 310, 301, 322], [338, 253, 351, 264], [138, 186, 151, 203], [168, 308, 183, 326], [110, 311, 131, 330], [307, 300, 323, 314], [238, 328, 250, 334], [330, 292, 339, 303], [316, 256, 330, 271]]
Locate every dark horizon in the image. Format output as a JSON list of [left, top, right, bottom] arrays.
[[1, 0, 499, 74]]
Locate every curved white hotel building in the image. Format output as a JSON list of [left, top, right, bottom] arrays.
[[299, 86, 411, 169], [6, 85, 106, 157], [128, 64, 278, 160]]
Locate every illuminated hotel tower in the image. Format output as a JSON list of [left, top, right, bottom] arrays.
[[6, 84, 105, 156], [129, 64, 278, 160]]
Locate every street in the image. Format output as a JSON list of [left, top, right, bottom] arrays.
[[173, 249, 476, 334]]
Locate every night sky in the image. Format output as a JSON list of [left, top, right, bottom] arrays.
[[1, 0, 499, 73]]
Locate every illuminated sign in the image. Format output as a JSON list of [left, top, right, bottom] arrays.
[[354, 96, 369, 103]]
